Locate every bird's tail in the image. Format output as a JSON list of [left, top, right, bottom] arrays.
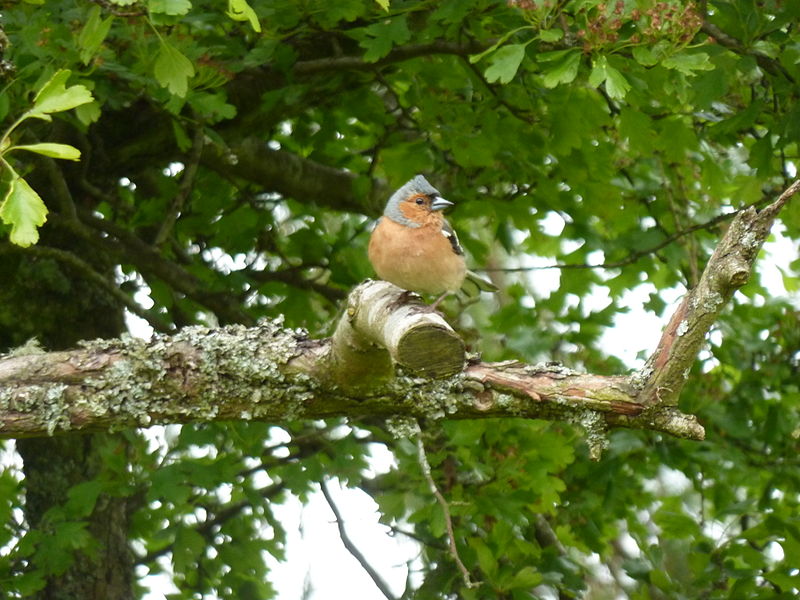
[[460, 270, 499, 297]]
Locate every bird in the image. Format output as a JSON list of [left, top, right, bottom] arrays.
[[368, 175, 497, 311]]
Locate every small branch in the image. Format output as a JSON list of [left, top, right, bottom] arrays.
[[139, 482, 285, 565], [327, 281, 465, 385], [415, 436, 477, 589], [154, 127, 205, 247], [292, 40, 489, 76], [486, 200, 762, 273], [320, 479, 398, 600], [247, 266, 346, 303], [69, 211, 254, 325], [701, 20, 795, 83]]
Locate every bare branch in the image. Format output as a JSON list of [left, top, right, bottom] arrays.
[[415, 436, 477, 589], [320, 479, 398, 600], [2, 172, 796, 443]]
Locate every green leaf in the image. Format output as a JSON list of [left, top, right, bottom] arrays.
[[11, 143, 81, 161], [227, 0, 261, 32], [540, 49, 581, 88], [28, 70, 94, 120], [65, 481, 104, 518], [149, 0, 192, 15], [78, 6, 114, 65], [509, 566, 543, 589], [358, 16, 411, 62], [375, 0, 390, 10], [589, 56, 630, 100], [538, 28, 563, 42], [154, 41, 195, 97], [662, 52, 714, 76], [484, 43, 527, 84], [632, 45, 659, 66], [75, 102, 102, 126], [604, 66, 630, 100], [0, 173, 48, 247]]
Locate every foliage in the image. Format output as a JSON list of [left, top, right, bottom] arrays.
[[1, 0, 799, 598]]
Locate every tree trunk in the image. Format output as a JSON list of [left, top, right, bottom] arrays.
[[3, 232, 134, 599]]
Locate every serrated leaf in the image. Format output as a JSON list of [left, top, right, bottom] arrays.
[[604, 65, 630, 100], [358, 16, 411, 62], [227, 0, 261, 32], [632, 45, 658, 66], [148, 0, 191, 15], [65, 481, 104, 518], [12, 143, 81, 161], [0, 173, 48, 247], [154, 41, 195, 97], [76, 102, 102, 126], [589, 56, 630, 100], [540, 49, 580, 88], [78, 6, 113, 65], [29, 70, 94, 119], [484, 43, 526, 84], [662, 52, 713, 75]]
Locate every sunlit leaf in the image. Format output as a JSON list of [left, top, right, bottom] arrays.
[[11, 143, 81, 161], [154, 40, 195, 97], [226, 0, 261, 32], [0, 172, 48, 247], [28, 70, 93, 120]]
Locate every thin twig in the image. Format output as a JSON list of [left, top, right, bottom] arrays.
[[319, 479, 398, 600], [415, 436, 477, 589], [484, 194, 774, 273], [154, 127, 205, 247]]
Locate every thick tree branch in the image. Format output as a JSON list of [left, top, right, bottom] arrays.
[[0, 288, 697, 441], [202, 140, 386, 216], [638, 179, 800, 406], [292, 40, 488, 76], [1, 181, 796, 442]]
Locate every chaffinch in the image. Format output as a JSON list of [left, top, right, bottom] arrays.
[[368, 175, 497, 311]]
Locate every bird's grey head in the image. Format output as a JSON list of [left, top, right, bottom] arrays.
[[384, 175, 443, 227]]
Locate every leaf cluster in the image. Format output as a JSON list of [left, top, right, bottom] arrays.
[[0, 0, 799, 597]]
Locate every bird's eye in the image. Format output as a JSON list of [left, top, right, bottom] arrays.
[[415, 197, 425, 205]]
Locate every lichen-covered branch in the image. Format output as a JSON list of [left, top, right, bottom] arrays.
[[1, 180, 795, 441], [638, 180, 800, 406], [0, 316, 699, 440]]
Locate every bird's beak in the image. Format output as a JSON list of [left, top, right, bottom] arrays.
[[431, 196, 454, 211]]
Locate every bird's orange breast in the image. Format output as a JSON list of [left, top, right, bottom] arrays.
[[368, 217, 466, 295]]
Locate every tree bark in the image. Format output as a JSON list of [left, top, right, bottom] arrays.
[[3, 182, 136, 599]]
